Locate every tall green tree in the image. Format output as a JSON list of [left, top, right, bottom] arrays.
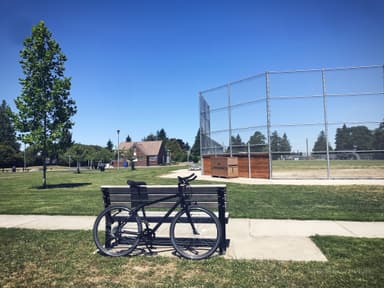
[[313, 130, 333, 152], [190, 129, 201, 162], [106, 140, 114, 152], [335, 124, 351, 150], [0, 100, 22, 169], [350, 126, 373, 150], [0, 100, 20, 151], [270, 131, 292, 159], [373, 120, 384, 159], [142, 133, 157, 141], [230, 134, 244, 153], [336, 124, 374, 151], [280, 133, 291, 152], [231, 134, 243, 146], [270, 131, 281, 153], [373, 121, 384, 150], [157, 129, 167, 141], [248, 131, 266, 152], [166, 138, 187, 162], [14, 21, 76, 188]]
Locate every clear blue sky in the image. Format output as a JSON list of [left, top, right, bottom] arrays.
[[1, 0, 383, 150]]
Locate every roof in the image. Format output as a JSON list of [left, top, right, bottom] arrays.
[[119, 141, 163, 156]]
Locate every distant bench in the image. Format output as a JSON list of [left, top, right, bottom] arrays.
[[100, 184, 229, 254]]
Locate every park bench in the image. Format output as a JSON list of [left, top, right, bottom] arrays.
[[100, 183, 229, 254]]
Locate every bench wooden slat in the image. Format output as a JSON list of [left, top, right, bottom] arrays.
[[104, 185, 223, 195], [109, 193, 222, 203], [108, 201, 221, 210]]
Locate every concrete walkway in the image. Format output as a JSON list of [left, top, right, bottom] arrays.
[[1, 215, 383, 262]]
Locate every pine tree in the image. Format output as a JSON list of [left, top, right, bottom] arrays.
[[248, 131, 266, 152], [313, 130, 333, 152], [190, 129, 201, 162], [280, 133, 291, 152], [335, 124, 351, 150], [106, 140, 114, 152]]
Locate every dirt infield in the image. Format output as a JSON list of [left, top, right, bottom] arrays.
[[273, 168, 384, 179]]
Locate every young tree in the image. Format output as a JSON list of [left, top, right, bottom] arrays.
[[14, 21, 77, 188]]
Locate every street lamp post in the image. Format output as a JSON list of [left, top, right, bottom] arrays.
[[117, 129, 120, 170]]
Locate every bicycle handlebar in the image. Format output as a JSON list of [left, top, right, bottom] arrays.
[[178, 173, 197, 185]]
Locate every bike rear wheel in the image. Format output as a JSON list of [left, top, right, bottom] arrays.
[[93, 206, 142, 257], [170, 206, 222, 260]]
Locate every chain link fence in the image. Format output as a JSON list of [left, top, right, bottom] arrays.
[[200, 65, 384, 179]]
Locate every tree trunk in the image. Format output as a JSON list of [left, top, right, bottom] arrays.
[[42, 115, 47, 189], [42, 161, 47, 188]]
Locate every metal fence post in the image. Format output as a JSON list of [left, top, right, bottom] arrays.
[[321, 69, 331, 179], [265, 72, 272, 179], [248, 142, 251, 178], [227, 84, 233, 157], [199, 92, 204, 174]]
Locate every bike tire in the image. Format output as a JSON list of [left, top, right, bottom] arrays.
[[93, 206, 142, 257], [170, 206, 222, 260]]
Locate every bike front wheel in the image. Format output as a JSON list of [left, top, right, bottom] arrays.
[[93, 206, 142, 257], [170, 206, 222, 260]]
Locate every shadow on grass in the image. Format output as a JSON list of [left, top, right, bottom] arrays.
[[35, 183, 92, 189]]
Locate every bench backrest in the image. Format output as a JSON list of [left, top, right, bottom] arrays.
[[101, 184, 226, 211]]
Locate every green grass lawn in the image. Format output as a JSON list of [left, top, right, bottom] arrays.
[[1, 166, 384, 220], [0, 228, 383, 288]]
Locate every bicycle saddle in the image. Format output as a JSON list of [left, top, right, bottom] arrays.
[[127, 180, 147, 187]]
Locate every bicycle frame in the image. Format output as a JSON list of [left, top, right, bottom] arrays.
[[131, 184, 194, 237]]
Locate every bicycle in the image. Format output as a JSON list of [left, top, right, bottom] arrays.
[[93, 173, 222, 260]]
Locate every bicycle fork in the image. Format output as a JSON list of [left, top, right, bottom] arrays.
[[185, 208, 200, 235]]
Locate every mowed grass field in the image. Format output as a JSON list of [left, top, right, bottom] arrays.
[[0, 165, 384, 220], [1, 165, 384, 287], [0, 229, 383, 288]]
